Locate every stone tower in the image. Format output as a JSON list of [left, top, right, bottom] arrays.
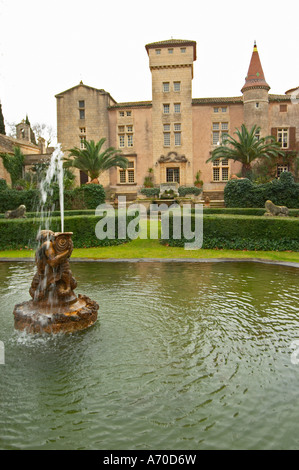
[[145, 39, 197, 186], [241, 42, 270, 137]]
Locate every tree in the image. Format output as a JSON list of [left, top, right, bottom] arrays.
[[31, 122, 56, 147], [0, 103, 6, 135], [65, 138, 128, 182], [206, 124, 284, 177], [0, 146, 24, 187]]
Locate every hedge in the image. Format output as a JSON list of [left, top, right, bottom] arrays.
[[0, 213, 136, 250], [140, 188, 160, 198], [178, 186, 202, 197], [162, 214, 299, 251], [224, 172, 299, 208], [0, 184, 106, 213]]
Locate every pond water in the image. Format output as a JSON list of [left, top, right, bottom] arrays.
[[0, 260, 298, 450]]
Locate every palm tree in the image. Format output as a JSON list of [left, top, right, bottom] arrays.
[[206, 124, 284, 177], [65, 138, 128, 183]]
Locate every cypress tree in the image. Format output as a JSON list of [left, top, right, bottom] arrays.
[[0, 103, 6, 135]]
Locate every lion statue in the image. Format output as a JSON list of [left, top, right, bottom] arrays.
[[264, 200, 289, 217]]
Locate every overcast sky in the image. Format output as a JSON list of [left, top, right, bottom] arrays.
[[0, 0, 298, 143]]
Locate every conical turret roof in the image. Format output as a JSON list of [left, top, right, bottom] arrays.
[[241, 42, 270, 93]]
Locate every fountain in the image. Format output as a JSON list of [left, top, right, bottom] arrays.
[[13, 145, 99, 334]]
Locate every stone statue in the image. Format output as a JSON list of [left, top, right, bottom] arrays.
[[13, 230, 99, 334], [29, 230, 77, 304], [5, 204, 26, 219], [264, 200, 289, 217]]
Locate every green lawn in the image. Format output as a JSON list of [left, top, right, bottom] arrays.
[[0, 220, 298, 263]]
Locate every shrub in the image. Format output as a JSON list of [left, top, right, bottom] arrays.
[[0, 213, 136, 250], [178, 186, 202, 197], [140, 188, 160, 198], [0, 178, 7, 190], [162, 213, 299, 251], [0, 183, 106, 213], [224, 173, 299, 208]]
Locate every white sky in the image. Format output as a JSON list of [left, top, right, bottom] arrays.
[[0, 0, 298, 143]]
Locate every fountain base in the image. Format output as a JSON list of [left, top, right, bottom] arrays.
[[13, 294, 99, 334]]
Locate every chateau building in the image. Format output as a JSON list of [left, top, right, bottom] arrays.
[[55, 40, 299, 199]]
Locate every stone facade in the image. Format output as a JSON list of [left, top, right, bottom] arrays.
[[55, 40, 299, 197]]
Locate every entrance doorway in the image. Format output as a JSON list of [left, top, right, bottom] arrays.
[[166, 167, 180, 183]]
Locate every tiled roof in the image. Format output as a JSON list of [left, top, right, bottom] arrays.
[[269, 94, 291, 102], [0, 134, 39, 154], [145, 39, 197, 60], [192, 96, 243, 105], [55, 82, 117, 103], [108, 101, 152, 109], [241, 43, 270, 92]]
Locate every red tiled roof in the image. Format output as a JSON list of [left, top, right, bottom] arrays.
[[192, 97, 243, 105], [241, 43, 270, 93], [145, 39, 197, 60]]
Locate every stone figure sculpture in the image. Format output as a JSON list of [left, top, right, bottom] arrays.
[[264, 200, 289, 217], [13, 231, 99, 334], [5, 204, 26, 219], [29, 230, 77, 304]]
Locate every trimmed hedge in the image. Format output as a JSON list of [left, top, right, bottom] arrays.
[[0, 213, 136, 250], [178, 186, 202, 197], [0, 184, 106, 213], [162, 214, 299, 251], [140, 188, 160, 198], [224, 172, 299, 208]]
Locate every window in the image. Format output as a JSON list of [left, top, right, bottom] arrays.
[[212, 122, 229, 145], [174, 103, 181, 113], [166, 168, 180, 183], [163, 104, 170, 114], [168, 48, 173, 54], [119, 111, 125, 117], [174, 132, 181, 146], [80, 127, 86, 134], [155, 49, 161, 55], [128, 170, 135, 183], [214, 107, 219, 113], [280, 104, 288, 112], [80, 136, 86, 149], [163, 124, 170, 146], [277, 164, 289, 177], [163, 82, 170, 92], [119, 170, 126, 183], [79, 109, 85, 119], [79, 100, 85, 108], [119, 135, 125, 147], [126, 111, 131, 116], [119, 160, 135, 183], [222, 107, 227, 113], [174, 123, 181, 146], [180, 47, 186, 53], [277, 128, 289, 148], [212, 159, 229, 181], [255, 102, 259, 108], [255, 130, 260, 141], [127, 134, 133, 147], [174, 81, 181, 92], [118, 125, 133, 148]]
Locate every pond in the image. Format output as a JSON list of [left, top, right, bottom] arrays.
[[0, 260, 298, 450]]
